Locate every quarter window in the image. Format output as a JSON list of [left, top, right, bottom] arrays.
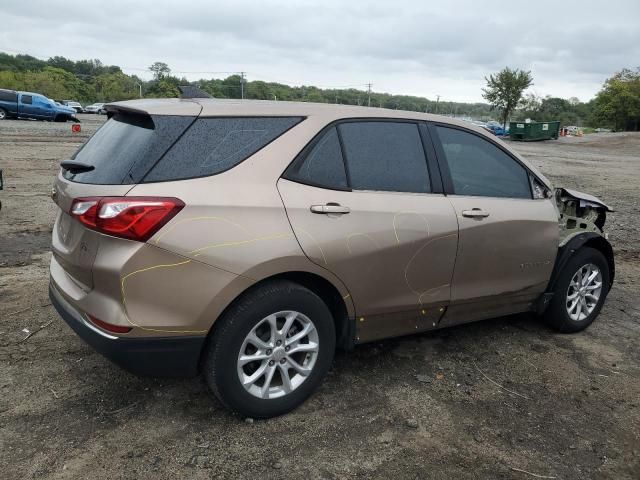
[[145, 117, 302, 182], [284, 127, 348, 189], [435, 126, 531, 199], [339, 122, 431, 193]]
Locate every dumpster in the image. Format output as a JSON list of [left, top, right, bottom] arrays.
[[509, 121, 560, 141]]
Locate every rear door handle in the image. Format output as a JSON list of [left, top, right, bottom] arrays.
[[310, 204, 350, 214], [462, 208, 490, 218]]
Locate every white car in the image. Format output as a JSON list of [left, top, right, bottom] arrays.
[[84, 103, 106, 114]]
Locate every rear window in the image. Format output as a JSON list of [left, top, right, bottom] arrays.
[[64, 115, 302, 184], [0, 90, 17, 102], [63, 113, 194, 184], [143, 117, 302, 182]]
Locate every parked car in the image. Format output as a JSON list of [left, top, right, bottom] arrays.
[[470, 120, 488, 128], [49, 100, 614, 418], [0, 89, 77, 121], [60, 100, 84, 113], [485, 124, 509, 136], [84, 103, 106, 114]]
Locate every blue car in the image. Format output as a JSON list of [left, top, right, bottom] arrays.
[[0, 89, 77, 122], [485, 124, 509, 136]]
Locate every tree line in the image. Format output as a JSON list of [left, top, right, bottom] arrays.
[[0, 53, 638, 130]]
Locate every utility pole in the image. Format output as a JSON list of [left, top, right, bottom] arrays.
[[240, 72, 245, 99], [435, 95, 440, 114], [135, 83, 142, 98], [366, 82, 372, 107]]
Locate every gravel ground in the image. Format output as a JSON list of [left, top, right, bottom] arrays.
[[1, 115, 639, 479]]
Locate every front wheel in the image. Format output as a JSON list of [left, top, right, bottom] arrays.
[[543, 247, 610, 332], [202, 280, 335, 418]]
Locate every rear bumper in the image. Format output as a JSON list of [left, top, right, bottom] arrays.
[[49, 282, 206, 377]]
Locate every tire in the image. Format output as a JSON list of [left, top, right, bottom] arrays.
[[544, 247, 610, 333], [202, 280, 336, 418], [0, 108, 7, 120]]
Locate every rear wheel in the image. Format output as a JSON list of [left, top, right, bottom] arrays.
[[0, 108, 7, 120], [202, 280, 335, 418], [544, 247, 610, 332]]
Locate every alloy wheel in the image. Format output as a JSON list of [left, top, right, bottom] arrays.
[[566, 263, 603, 321], [237, 310, 319, 399]]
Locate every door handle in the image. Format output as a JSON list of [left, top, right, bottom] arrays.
[[310, 204, 351, 214], [462, 208, 490, 218]]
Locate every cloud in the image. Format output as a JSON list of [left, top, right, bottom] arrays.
[[1, 0, 639, 102]]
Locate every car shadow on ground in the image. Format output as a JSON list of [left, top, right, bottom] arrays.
[[56, 311, 551, 424]]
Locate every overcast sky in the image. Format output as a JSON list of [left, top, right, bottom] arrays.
[[2, 0, 639, 102]]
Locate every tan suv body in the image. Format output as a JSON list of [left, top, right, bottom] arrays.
[[50, 99, 614, 417]]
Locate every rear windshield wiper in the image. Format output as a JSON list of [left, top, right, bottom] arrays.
[[60, 160, 95, 174]]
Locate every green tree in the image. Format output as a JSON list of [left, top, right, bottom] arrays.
[[148, 62, 171, 81], [47, 56, 75, 73], [93, 71, 139, 102], [592, 68, 640, 131], [145, 78, 180, 98], [482, 67, 533, 128]]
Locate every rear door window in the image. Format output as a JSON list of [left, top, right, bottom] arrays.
[[144, 117, 302, 182], [338, 121, 431, 193], [434, 126, 531, 199], [0, 90, 17, 102], [283, 127, 348, 190], [63, 113, 194, 184]]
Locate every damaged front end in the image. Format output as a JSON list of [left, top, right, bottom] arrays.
[[556, 188, 613, 245], [534, 187, 615, 314]]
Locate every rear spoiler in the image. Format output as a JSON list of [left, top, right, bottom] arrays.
[[104, 99, 203, 118], [104, 104, 151, 118]]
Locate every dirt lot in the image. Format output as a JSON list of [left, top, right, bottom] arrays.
[[1, 115, 639, 479]]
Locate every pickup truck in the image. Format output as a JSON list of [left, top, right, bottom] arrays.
[[0, 89, 77, 122]]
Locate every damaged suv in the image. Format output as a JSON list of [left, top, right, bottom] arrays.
[[49, 99, 614, 418]]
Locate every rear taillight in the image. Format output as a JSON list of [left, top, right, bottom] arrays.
[[69, 196, 184, 242], [87, 314, 132, 334]]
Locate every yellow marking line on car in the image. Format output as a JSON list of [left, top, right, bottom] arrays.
[[295, 228, 328, 265], [392, 210, 430, 245], [153, 216, 252, 245], [188, 233, 293, 256], [403, 233, 458, 306], [345, 232, 380, 255], [120, 259, 208, 334]]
